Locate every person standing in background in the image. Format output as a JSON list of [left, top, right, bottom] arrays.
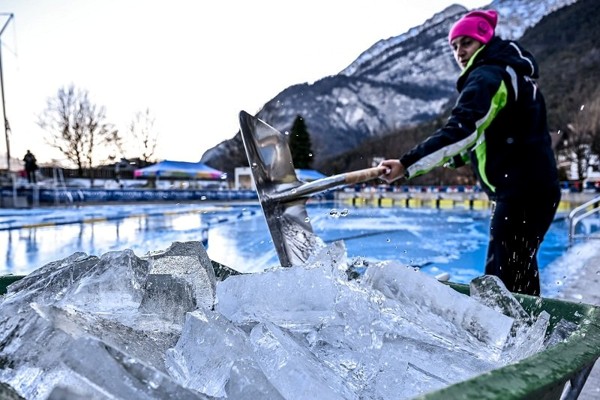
[[378, 10, 561, 296], [23, 150, 38, 184]]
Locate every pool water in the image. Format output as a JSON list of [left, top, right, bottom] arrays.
[[207, 203, 569, 287], [0, 201, 569, 295]]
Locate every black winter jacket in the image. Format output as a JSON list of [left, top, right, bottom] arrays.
[[400, 37, 559, 200]]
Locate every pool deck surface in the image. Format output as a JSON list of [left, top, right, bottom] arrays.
[[559, 244, 600, 399]]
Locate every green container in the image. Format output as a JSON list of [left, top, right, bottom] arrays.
[[1, 276, 598, 399], [0, 275, 23, 296], [421, 283, 600, 400]]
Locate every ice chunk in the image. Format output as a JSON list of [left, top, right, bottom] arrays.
[[303, 240, 349, 274], [46, 385, 100, 400], [307, 275, 387, 361], [470, 275, 532, 323], [146, 241, 217, 310], [165, 308, 252, 397], [59, 250, 149, 313], [216, 264, 339, 329], [544, 318, 579, 347], [1, 250, 151, 318], [250, 322, 358, 400], [304, 260, 501, 398], [372, 336, 498, 399], [215, 241, 349, 331], [361, 351, 411, 400], [138, 274, 197, 324], [0, 245, 210, 398], [225, 359, 286, 400], [43, 303, 180, 372], [0, 299, 179, 375], [362, 261, 515, 359], [469, 275, 551, 362], [2, 252, 100, 309], [59, 337, 207, 399], [502, 310, 550, 363]]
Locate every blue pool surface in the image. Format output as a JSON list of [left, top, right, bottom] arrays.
[[0, 201, 570, 296]]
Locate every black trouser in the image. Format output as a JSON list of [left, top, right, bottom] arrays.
[[484, 187, 561, 296], [26, 169, 36, 183]]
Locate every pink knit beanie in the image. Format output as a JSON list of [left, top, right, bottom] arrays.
[[448, 10, 498, 44]]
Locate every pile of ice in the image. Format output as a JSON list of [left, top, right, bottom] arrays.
[[0, 241, 573, 400]]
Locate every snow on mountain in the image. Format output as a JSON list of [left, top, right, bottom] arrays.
[[201, 0, 578, 173]]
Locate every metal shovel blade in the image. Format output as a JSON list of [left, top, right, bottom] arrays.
[[238, 111, 315, 267], [238, 110, 387, 268]]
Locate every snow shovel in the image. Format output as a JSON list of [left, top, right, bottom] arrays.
[[238, 110, 387, 268]]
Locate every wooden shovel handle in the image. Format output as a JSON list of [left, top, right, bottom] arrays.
[[344, 166, 388, 185]]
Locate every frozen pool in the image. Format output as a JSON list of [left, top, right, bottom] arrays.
[[0, 201, 570, 295]]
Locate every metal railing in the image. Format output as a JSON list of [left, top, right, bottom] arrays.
[[51, 167, 74, 205], [568, 195, 600, 245]]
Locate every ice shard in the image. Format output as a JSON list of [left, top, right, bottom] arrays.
[[145, 241, 217, 311], [362, 261, 515, 360]]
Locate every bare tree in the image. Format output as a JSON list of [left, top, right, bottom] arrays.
[[128, 108, 159, 165], [38, 85, 118, 182], [105, 129, 126, 162]]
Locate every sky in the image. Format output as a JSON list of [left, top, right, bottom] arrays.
[[0, 0, 488, 169]]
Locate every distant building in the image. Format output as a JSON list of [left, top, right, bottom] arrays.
[[234, 167, 255, 190], [233, 167, 327, 191]]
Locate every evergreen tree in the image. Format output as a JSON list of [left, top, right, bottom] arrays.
[[289, 115, 314, 169]]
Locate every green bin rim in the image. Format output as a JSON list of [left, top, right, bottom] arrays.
[[0, 275, 23, 295], [1, 276, 599, 399], [418, 283, 600, 400]]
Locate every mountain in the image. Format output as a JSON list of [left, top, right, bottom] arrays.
[[518, 0, 600, 130], [320, 0, 600, 184], [200, 0, 578, 177]]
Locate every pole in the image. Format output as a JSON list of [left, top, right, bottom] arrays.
[[0, 13, 15, 171]]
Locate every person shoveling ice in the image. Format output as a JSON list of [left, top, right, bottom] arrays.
[[378, 9, 561, 297]]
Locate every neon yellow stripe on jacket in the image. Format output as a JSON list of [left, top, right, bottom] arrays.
[[474, 79, 509, 193], [407, 131, 478, 178]]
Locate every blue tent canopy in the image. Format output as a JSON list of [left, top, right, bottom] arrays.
[[296, 169, 327, 181], [134, 160, 225, 180]]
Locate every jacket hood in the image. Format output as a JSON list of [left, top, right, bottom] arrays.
[[458, 37, 539, 86]]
